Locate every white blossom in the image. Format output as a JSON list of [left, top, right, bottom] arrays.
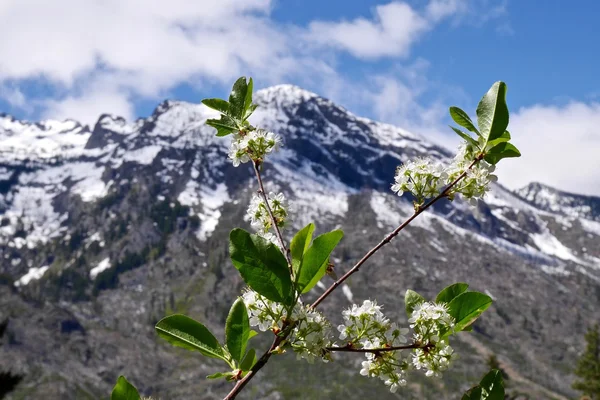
[[242, 289, 286, 332], [391, 158, 447, 202], [289, 305, 333, 363], [408, 302, 457, 377], [228, 128, 282, 167], [245, 192, 289, 235], [445, 141, 498, 203]]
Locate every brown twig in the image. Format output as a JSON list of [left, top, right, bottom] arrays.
[[311, 155, 482, 309], [326, 342, 432, 353], [252, 160, 294, 274]]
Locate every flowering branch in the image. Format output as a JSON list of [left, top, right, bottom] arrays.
[[311, 155, 483, 309], [252, 160, 294, 272], [137, 78, 520, 400]]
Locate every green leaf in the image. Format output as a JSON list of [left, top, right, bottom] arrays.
[[229, 77, 249, 120], [290, 223, 315, 275], [206, 372, 232, 380], [155, 314, 226, 360], [229, 228, 294, 305], [461, 386, 483, 400], [201, 98, 230, 115], [479, 370, 505, 399], [243, 78, 254, 119], [226, 298, 250, 363], [244, 103, 259, 120], [405, 289, 426, 317], [297, 229, 344, 294], [450, 106, 480, 136], [111, 376, 140, 400], [436, 283, 469, 304], [450, 126, 479, 148], [447, 292, 493, 332], [485, 130, 511, 150], [484, 142, 521, 165], [476, 81, 509, 142], [240, 348, 257, 371], [248, 330, 258, 340], [206, 114, 239, 137], [461, 370, 505, 400]]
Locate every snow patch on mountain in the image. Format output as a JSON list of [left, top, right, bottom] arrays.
[[15, 265, 49, 286], [123, 145, 162, 165], [90, 258, 111, 279]]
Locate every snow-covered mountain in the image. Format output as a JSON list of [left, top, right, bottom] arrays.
[[0, 86, 598, 399]]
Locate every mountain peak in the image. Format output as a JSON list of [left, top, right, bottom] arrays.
[[516, 181, 600, 221], [255, 84, 320, 109]]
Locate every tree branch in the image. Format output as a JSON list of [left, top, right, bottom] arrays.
[[311, 156, 482, 309], [224, 156, 482, 399], [252, 160, 294, 273], [326, 342, 432, 353]]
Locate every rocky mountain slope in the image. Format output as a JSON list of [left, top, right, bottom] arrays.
[[0, 85, 598, 399]]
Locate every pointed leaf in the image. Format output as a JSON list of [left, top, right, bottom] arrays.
[[244, 103, 259, 120], [229, 77, 249, 120], [226, 298, 250, 363], [484, 142, 521, 165], [479, 370, 505, 399], [405, 289, 426, 317], [240, 348, 257, 371], [297, 229, 343, 293], [476, 81, 509, 142], [243, 78, 254, 118], [248, 330, 258, 340], [206, 372, 232, 380], [450, 126, 479, 148], [462, 370, 505, 399], [485, 130, 511, 150], [461, 386, 483, 400], [450, 106, 480, 136], [155, 314, 226, 360], [290, 223, 315, 275], [111, 376, 140, 400], [206, 114, 239, 137], [447, 292, 493, 332], [201, 98, 230, 115], [229, 228, 294, 305], [436, 283, 469, 304]]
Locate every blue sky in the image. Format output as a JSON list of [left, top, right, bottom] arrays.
[[0, 0, 599, 194]]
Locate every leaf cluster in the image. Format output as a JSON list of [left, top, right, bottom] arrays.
[[202, 77, 258, 136], [449, 81, 520, 165]]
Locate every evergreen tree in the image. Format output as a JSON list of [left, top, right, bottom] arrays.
[[573, 324, 600, 399]]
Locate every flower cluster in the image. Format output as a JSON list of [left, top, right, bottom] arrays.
[[391, 141, 498, 205], [391, 158, 447, 202], [360, 338, 408, 393], [338, 300, 409, 392], [228, 128, 282, 167], [445, 143, 498, 204], [246, 192, 289, 242], [242, 289, 333, 363], [242, 289, 286, 332], [289, 305, 333, 363], [408, 302, 456, 377]]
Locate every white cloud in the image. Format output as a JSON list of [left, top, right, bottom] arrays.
[[307, 1, 465, 59], [498, 101, 600, 196], [0, 83, 28, 110], [42, 88, 134, 127], [0, 0, 511, 142]]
